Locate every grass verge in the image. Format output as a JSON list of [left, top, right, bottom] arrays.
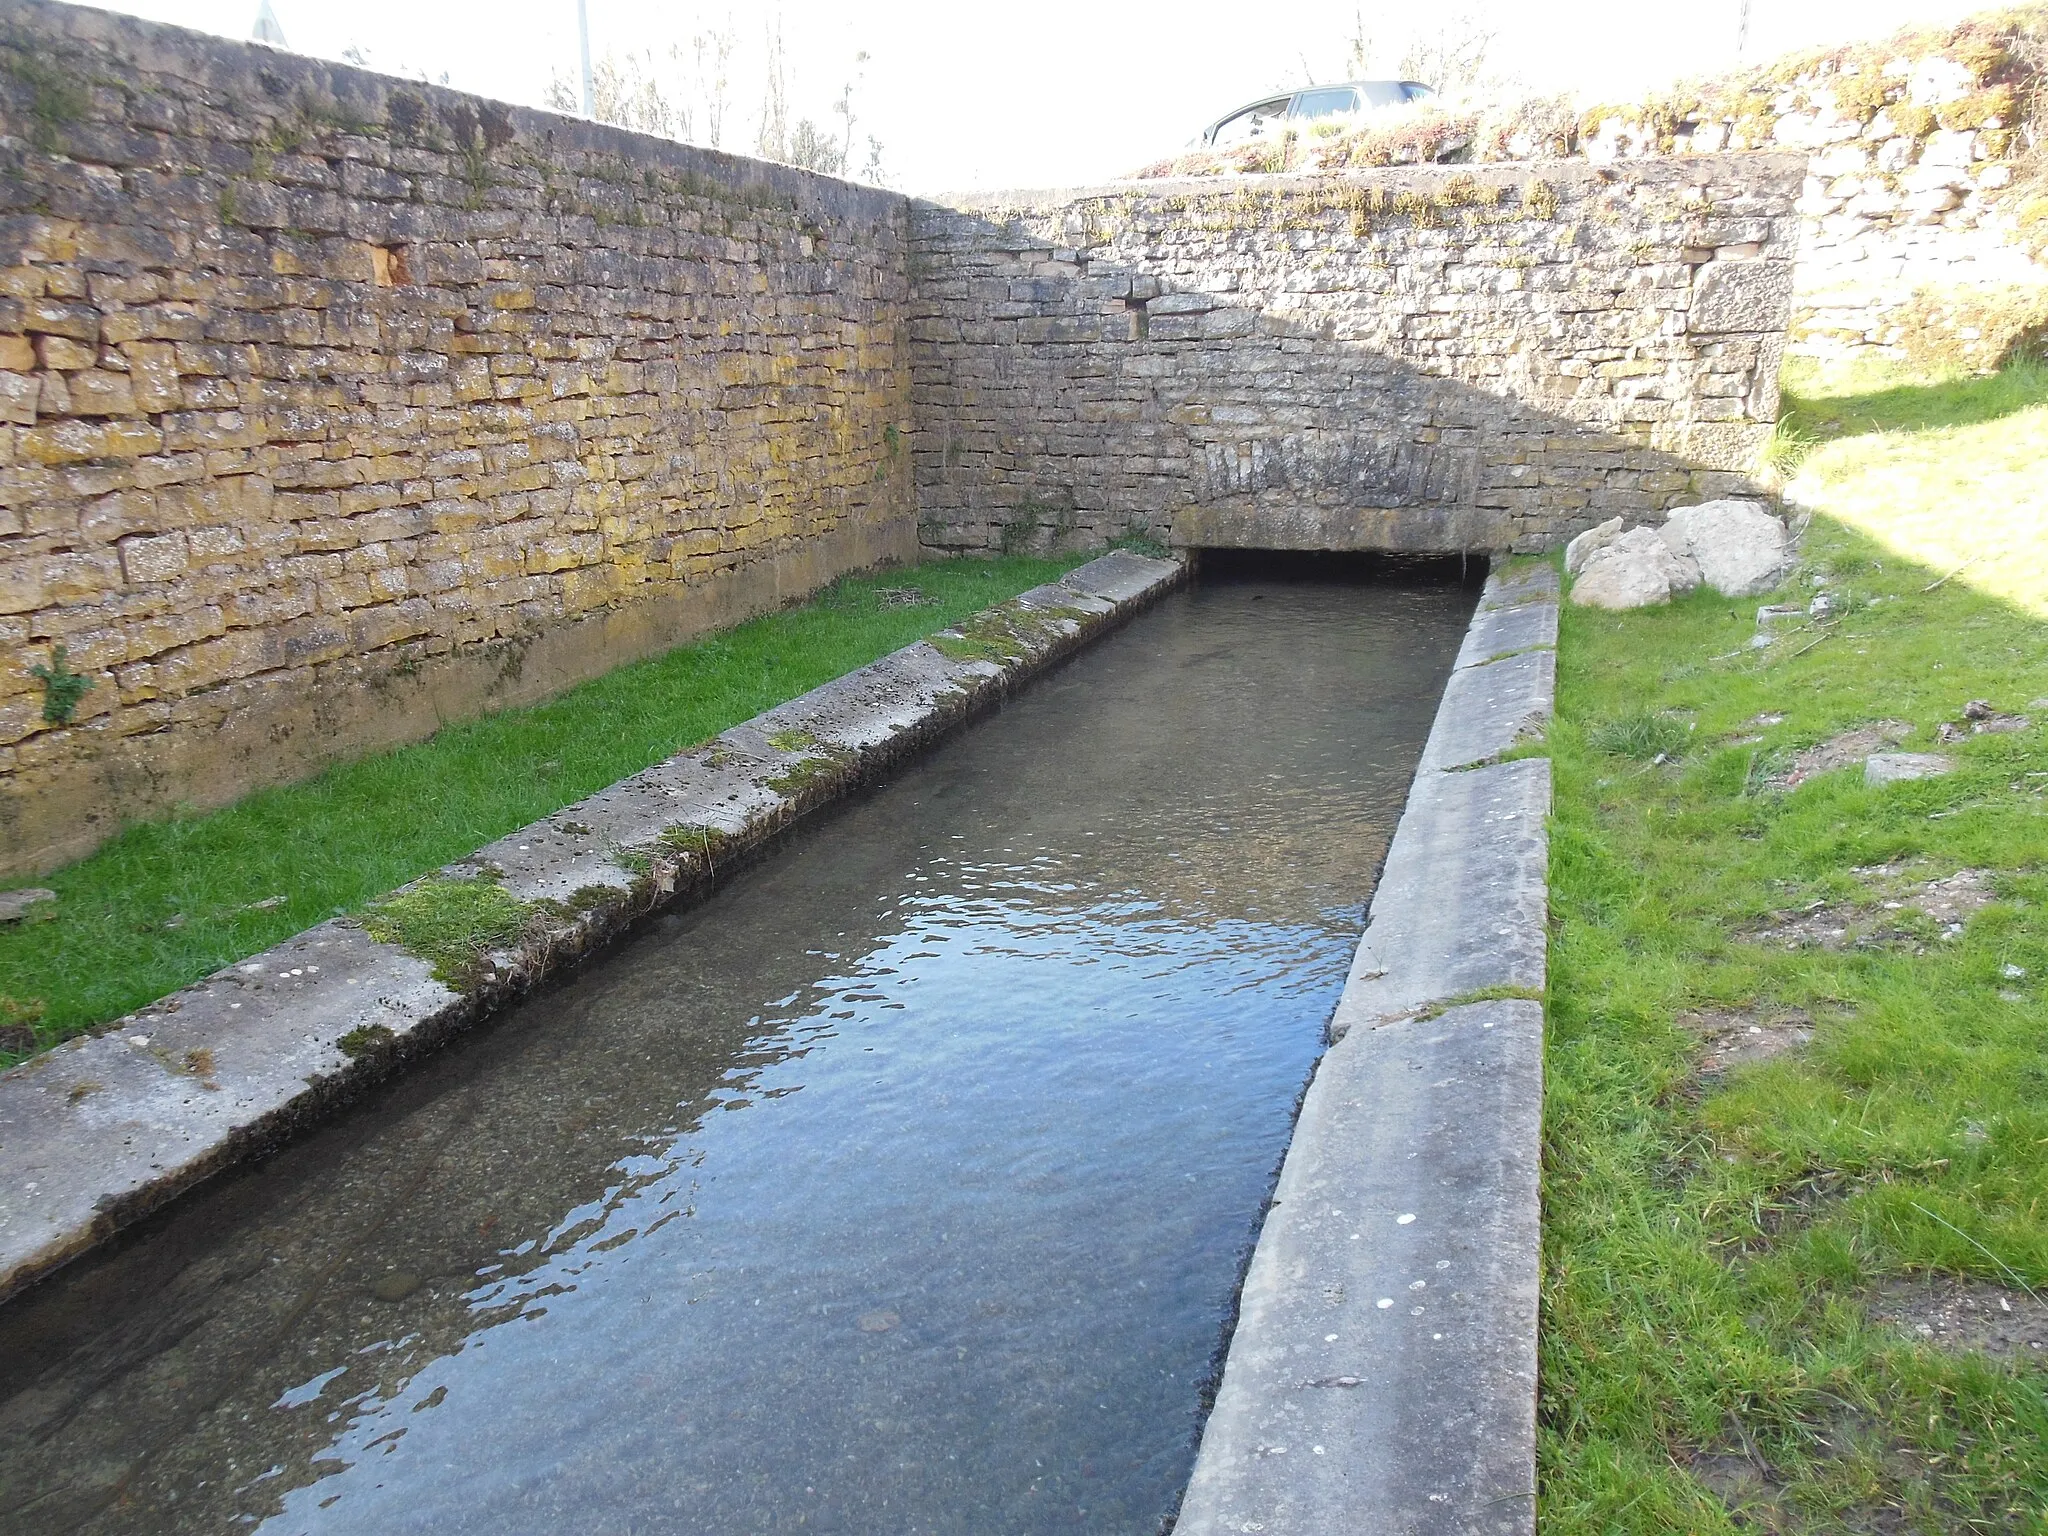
[[1543, 477, 2048, 1526], [0, 556, 1080, 1057], [1776, 355, 2048, 617]]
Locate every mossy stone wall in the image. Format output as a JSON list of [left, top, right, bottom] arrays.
[[0, 0, 915, 876]]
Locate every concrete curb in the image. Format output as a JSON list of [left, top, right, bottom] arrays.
[[0, 551, 1186, 1305], [1176, 562, 1557, 1536]]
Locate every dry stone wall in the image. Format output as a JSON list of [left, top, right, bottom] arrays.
[[1582, 61, 2048, 367], [0, 0, 914, 876], [907, 159, 1802, 557]]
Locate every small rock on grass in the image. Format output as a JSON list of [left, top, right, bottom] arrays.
[[1961, 699, 2032, 735], [1771, 720, 1909, 788], [1865, 752, 1954, 786], [0, 888, 55, 923]]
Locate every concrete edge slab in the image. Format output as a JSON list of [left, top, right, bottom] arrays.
[[0, 551, 1187, 1305], [1174, 1000, 1544, 1536], [1175, 561, 1558, 1535], [1416, 652, 1558, 776]]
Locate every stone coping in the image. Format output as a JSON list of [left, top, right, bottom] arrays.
[[1175, 560, 1557, 1536], [0, 551, 1186, 1305], [921, 152, 1806, 217]]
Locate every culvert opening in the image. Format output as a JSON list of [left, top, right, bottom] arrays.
[[1194, 546, 1490, 590], [0, 562, 1480, 1535]]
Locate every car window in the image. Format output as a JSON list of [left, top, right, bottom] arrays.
[[1358, 82, 1409, 108], [1290, 87, 1360, 119], [1402, 82, 1435, 101], [1210, 97, 1292, 146]]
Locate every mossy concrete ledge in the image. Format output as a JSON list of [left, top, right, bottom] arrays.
[[0, 551, 1185, 1305], [1176, 562, 1556, 1536]]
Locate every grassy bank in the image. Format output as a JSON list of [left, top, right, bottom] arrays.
[[1777, 355, 2048, 616], [0, 556, 1082, 1060], [1543, 363, 2048, 1529]]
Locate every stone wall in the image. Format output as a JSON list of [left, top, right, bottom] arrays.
[[0, 0, 914, 876], [1578, 10, 2048, 367], [907, 158, 1802, 557], [1135, 7, 2048, 370], [0, 0, 1808, 878]]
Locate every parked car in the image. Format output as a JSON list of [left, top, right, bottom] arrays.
[[1199, 81, 1436, 148]]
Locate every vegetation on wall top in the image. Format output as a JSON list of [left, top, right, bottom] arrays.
[[1131, 0, 2047, 225]]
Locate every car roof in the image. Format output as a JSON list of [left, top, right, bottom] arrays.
[[1201, 80, 1434, 139]]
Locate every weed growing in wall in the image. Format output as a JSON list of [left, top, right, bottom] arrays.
[[29, 646, 91, 726]]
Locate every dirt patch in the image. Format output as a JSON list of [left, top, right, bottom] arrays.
[[1680, 1007, 1814, 1075], [1683, 1446, 1787, 1527], [1871, 1277, 2048, 1364], [1768, 720, 1911, 790], [1681, 1432, 1920, 1534], [1744, 864, 1997, 952]]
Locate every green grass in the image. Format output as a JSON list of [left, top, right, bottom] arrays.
[[0, 555, 1080, 1056], [1543, 497, 2048, 1530], [360, 873, 534, 991], [1777, 355, 2048, 617]]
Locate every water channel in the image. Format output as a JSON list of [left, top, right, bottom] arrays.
[[0, 555, 1476, 1536]]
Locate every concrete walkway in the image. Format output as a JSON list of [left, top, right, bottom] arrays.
[[1176, 562, 1558, 1535]]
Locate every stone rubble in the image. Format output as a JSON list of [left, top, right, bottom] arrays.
[[1568, 528, 1702, 610], [1570, 499, 1796, 608]]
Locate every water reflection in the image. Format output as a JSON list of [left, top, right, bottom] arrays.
[[0, 562, 1474, 1536]]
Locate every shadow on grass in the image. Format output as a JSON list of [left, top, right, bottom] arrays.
[[1779, 358, 2048, 447]]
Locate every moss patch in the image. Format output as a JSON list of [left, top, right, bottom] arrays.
[[930, 601, 1091, 665], [336, 1022, 396, 1059], [360, 874, 533, 991]]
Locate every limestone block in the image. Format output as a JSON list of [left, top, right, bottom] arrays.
[[1564, 515, 1625, 576], [1919, 129, 1978, 168], [1689, 259, 1796, 335], [1811, 144, 1870, 178], [1901, 164, 1966, 193], [1659, 499, 1793, 597], [1570, 528, 1702, 609], [67, 369, 137, 417]]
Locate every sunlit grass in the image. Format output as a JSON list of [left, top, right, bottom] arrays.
[[0, 556, 1080, 1054], [1542, 511, 2048, 1530], [1780, 355, 2048, 616]]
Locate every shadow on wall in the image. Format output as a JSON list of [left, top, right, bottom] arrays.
[[904, 161, 1805, 558]]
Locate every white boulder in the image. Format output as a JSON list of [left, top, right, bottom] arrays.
[[1660, 499, 1795, 598], [1570, 527, 1703, 610], [1564, 516, 1625, 577]]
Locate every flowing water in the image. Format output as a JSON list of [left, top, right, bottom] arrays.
[[0, 556, 1475, 1536]]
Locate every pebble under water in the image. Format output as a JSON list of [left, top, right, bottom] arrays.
[[0, 557, 1476, 1536]]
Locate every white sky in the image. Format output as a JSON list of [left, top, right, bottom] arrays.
[[88, 0, 1992, 193]]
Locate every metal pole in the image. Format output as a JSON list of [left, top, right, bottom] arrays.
[[577, 0, 594, 116]]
